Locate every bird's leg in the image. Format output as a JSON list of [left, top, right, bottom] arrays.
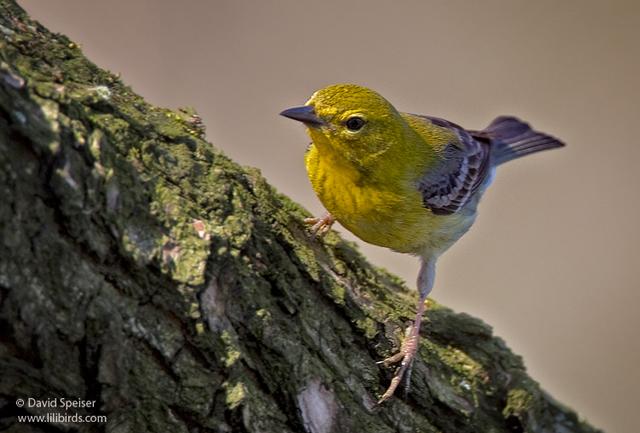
[[377, 258, 435, 404], [304, 212, 335, 237]]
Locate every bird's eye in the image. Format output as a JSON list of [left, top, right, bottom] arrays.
[[345, 116, 365, 131]]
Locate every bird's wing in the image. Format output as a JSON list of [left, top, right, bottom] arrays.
[[415, 116, 492, 216]]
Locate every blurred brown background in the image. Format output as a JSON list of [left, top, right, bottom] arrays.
[[19, 1, 639, 432]]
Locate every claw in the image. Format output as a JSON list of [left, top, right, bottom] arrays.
[[376, 280, 431, 405], [304, 213, 335, 237], [376, 333, 419, 405], [376, 351, 404, 366]]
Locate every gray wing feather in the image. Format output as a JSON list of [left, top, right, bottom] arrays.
[[415, 116, 492, 216]]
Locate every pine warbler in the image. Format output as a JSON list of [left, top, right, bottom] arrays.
[[281, 84, 564, 404]]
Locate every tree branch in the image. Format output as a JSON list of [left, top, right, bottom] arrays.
[[0, 1, 601, 432]]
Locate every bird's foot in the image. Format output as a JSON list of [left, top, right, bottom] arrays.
[[303, 212, 335, 237], [376, 331, 420, 404]]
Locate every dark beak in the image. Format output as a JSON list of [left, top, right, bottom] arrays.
[[280, 105, 325, 127]]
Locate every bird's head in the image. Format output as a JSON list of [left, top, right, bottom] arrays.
[[281, 84, 408, 170]]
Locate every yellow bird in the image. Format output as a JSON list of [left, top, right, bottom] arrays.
[[280, 84, 564, 404]]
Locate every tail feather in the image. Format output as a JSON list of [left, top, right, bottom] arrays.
[[478, 116, 565, 165]]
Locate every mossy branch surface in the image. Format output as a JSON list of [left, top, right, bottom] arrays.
[[0, 2, 601, 432]]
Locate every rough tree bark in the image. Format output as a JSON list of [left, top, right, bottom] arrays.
[[0, 2, 601, 432]]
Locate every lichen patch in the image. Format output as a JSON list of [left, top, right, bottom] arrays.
[[296, 379, 337, 433]]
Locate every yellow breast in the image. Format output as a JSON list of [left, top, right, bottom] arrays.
[[305, 144, 460, 255]]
